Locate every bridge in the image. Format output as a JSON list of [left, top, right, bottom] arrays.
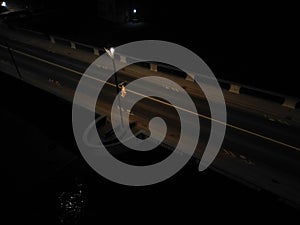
[[1, 18, 300, 207]]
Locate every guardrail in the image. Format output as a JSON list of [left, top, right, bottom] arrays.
[[13, 27, 300, 110]]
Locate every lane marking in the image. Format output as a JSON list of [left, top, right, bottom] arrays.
[[0, 43, 8, 49], [12, 49, 300, 152]]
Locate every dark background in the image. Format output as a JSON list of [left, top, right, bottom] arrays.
[[1, 1, 299, 223]]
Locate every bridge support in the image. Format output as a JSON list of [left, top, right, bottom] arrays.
[[50, 36, 55, 44], [120, 55, 127, 63], [282, 97, 299, 109], [229, 84, 241, 94], [70, 42, 76, 49], [185, 73, 195, 82], [150, 63, 157, 72], [93, 48, 100, 56]]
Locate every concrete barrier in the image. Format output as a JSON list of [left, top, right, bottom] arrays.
[[93, 48, 99, 56], [120, 55, 127, 63], [70, 42, 76, 49], [240, 86, 285, 104], [16, 28, 300, 110], [185, 73, 195, 82], [282, 97, 299, 109], [49, 36, 55, 44], [229, 84, 241, 94], [150, 63, 157, 72]]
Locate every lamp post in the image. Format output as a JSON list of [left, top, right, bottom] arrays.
[[104, 47, 124, 127], [105, 47, 119, 94]]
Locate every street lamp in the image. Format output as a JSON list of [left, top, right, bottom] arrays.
[[104, 47, 119, 94], [1, 1, 7, 7], [104, 47, 124, 127]]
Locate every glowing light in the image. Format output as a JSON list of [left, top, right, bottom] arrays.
[[1, 1, 7, 7], [133, 9, 137, 14], [109, 47, 115, 56], [104, 47, 115, 59]]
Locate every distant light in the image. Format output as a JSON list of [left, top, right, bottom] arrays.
[[133, 9, 137, 14], [109, 47, 115, 56], [1, 1, 7, 7]]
